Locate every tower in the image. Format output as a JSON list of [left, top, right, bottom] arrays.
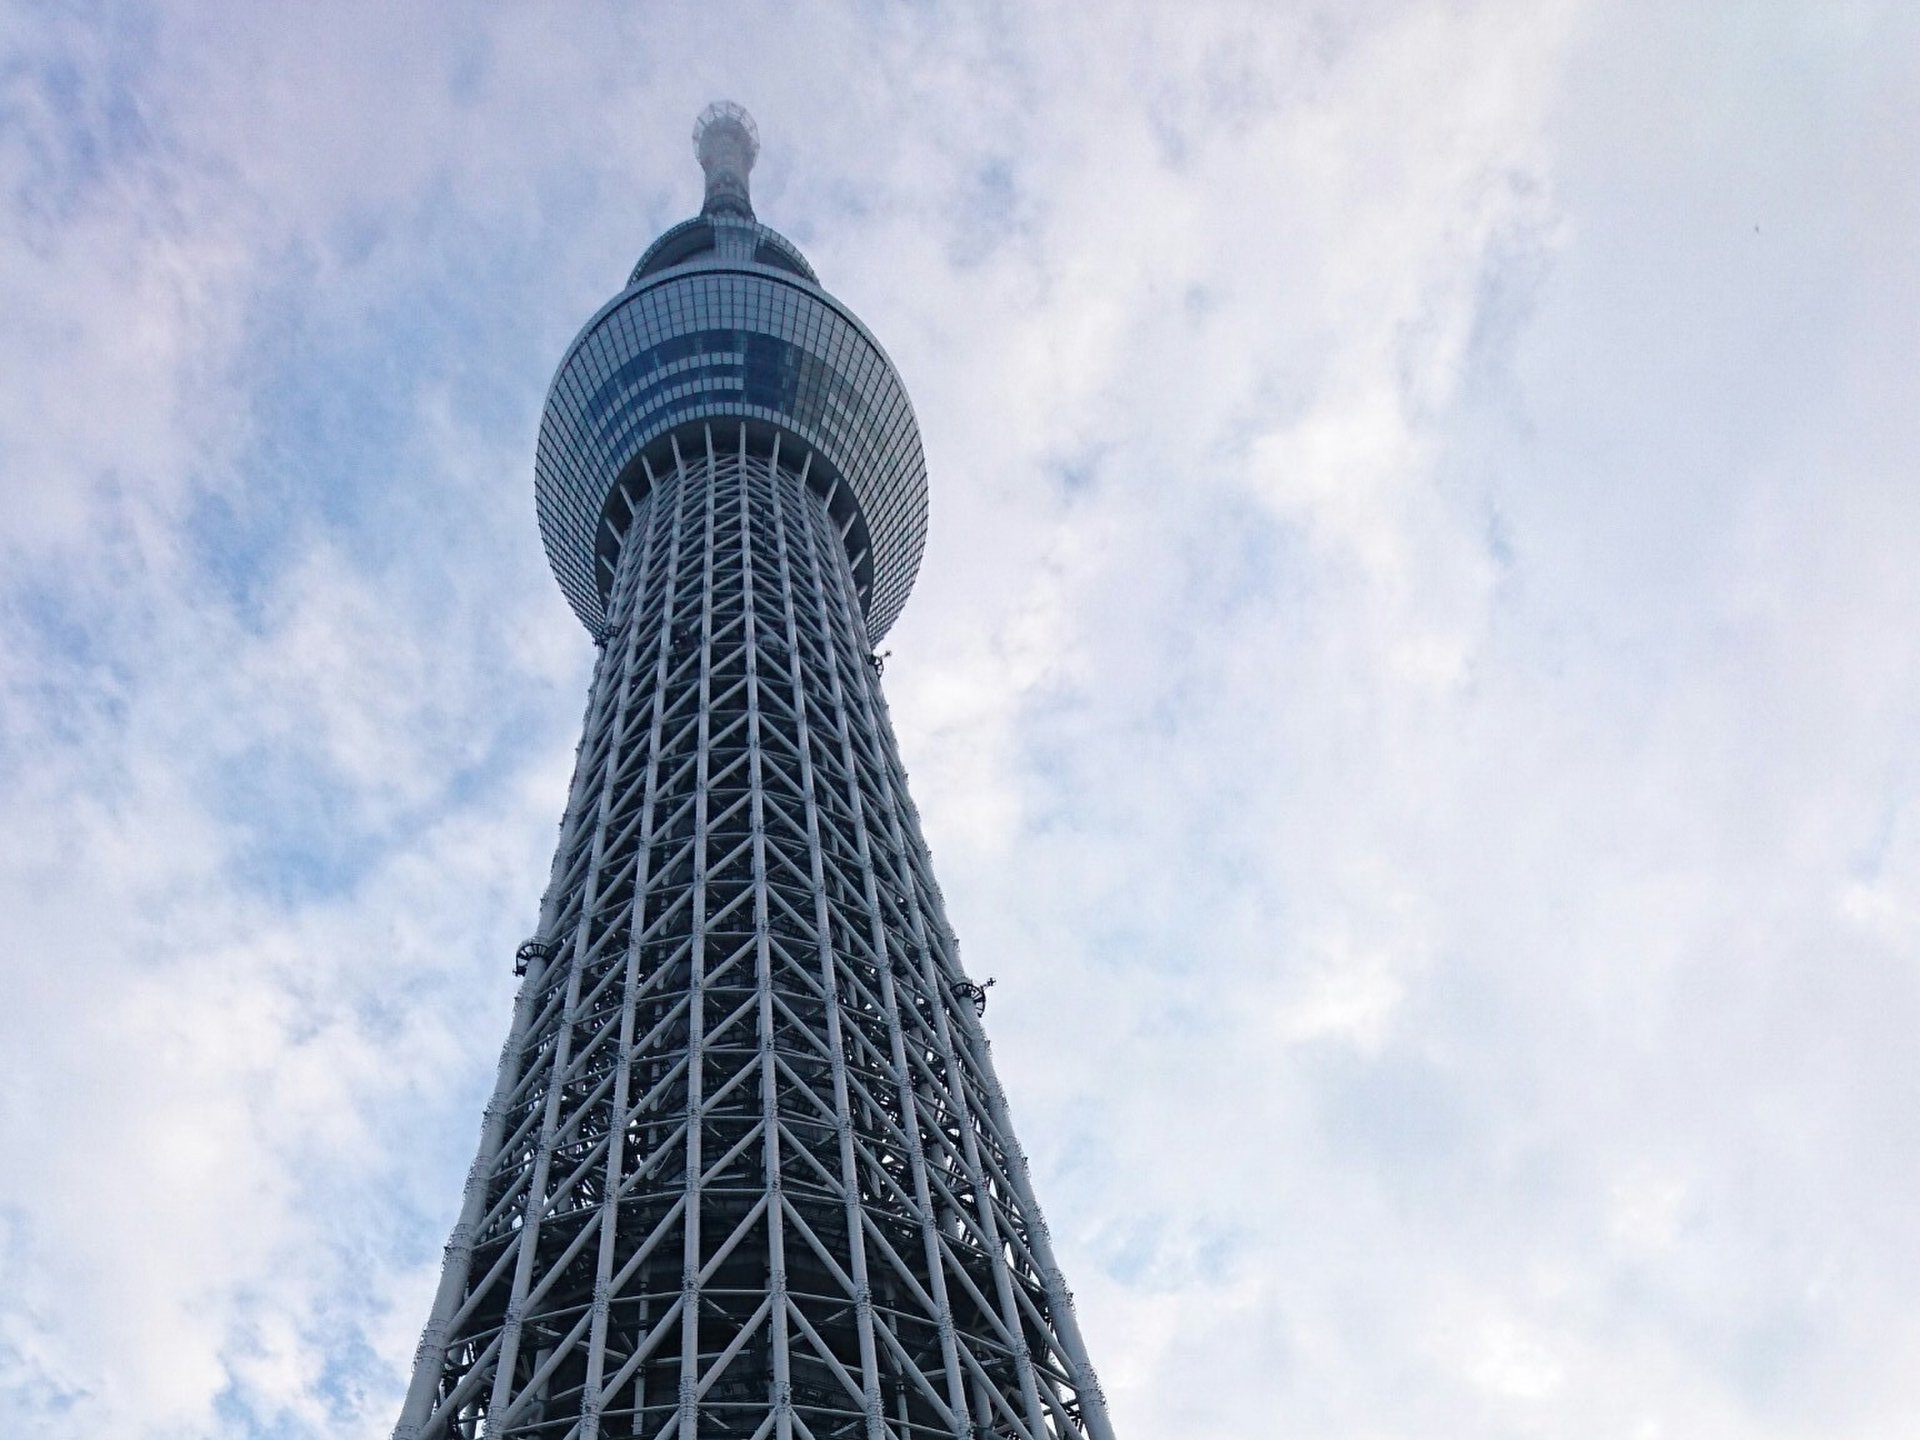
[[394, 105, 1115, 1440]]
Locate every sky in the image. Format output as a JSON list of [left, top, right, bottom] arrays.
[[2, 1, 1918, 1436]]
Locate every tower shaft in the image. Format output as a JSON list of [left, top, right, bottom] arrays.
[[397, 430, 1112, 1440]]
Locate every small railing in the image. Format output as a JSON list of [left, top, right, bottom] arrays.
[[514, 938, 557, 977], [951, 979, 994, 1017]]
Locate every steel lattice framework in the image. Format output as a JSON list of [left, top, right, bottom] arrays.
[[396, 109, 1113, 1440]]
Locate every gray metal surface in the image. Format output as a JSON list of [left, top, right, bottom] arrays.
[[398, 113, 1111, 1440]]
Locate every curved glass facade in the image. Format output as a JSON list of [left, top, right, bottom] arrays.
[[536, 221, 928, 642]]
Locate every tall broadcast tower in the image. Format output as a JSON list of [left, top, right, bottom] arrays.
[[395, 105, 1115, 1440]]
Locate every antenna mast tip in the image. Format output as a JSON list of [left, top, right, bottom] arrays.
[[693, 102, 760, 219]]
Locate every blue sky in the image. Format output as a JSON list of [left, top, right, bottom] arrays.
[[3, 2, 1918, 1436]]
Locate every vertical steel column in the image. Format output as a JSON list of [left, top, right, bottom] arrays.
[[732, 438, 795, 1440], [766, 446, 888, 1438], [790, 474, 973, 1435], [395, 561, 636, 1439], [488, 506, 652, 1425], [673, 431, 719, 1440], [578, 470, 685, 1440]]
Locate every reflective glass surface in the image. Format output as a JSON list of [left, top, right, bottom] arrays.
[[537, 256, 927, 641]]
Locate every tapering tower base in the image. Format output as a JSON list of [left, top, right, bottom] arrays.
[[396, 428, 1112, 1440]]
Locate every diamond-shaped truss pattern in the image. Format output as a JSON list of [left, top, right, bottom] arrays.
[[396, 427, 1114, 1440]]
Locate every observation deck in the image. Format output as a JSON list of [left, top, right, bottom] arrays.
[[535, 103, 928, 642]]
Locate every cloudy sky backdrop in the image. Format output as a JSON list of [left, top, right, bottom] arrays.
[[3, 2, 1918, 1436]]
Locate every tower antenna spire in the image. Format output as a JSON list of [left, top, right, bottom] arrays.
[[694, 100, 759, 219]]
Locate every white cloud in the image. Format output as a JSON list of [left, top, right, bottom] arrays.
[[2, 1, 1918, 1437]]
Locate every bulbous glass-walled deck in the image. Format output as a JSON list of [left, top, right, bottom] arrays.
[[536, 245, 928, 646]]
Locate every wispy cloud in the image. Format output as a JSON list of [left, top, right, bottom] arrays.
[[3, 2, 1917, 1436]]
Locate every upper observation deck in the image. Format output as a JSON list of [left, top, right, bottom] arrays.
[[535, 103, 929, 642]]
